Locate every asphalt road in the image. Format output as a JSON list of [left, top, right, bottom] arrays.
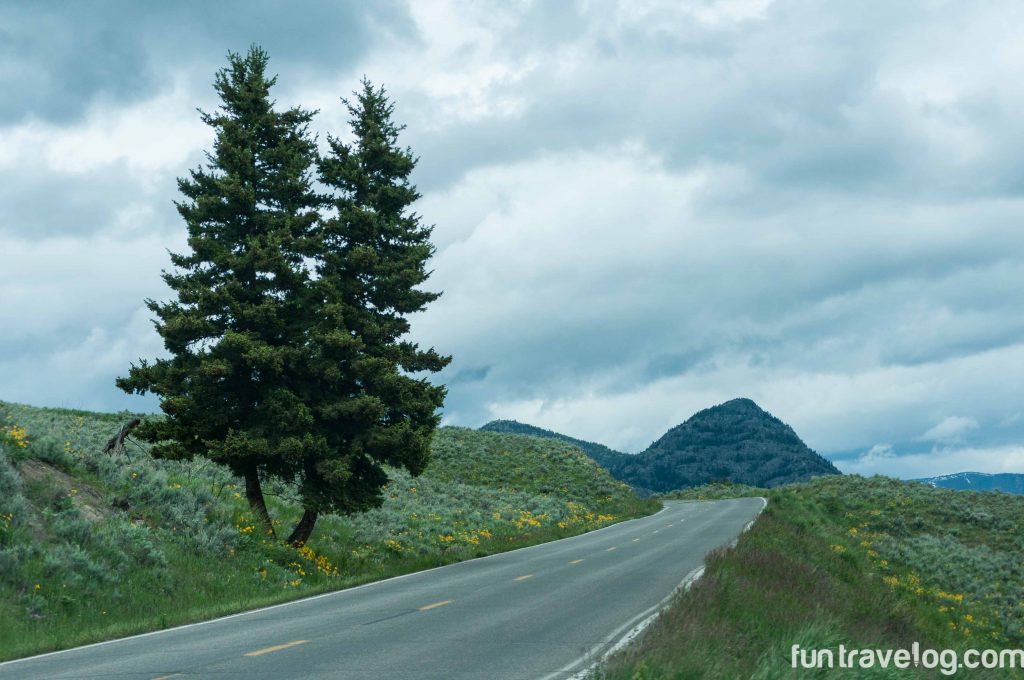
[[1, 497, 765, 680]]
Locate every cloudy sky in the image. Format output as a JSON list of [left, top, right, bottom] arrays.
[[4, 0, 1024, 479]]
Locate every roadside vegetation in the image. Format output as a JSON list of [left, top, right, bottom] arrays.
[[0, 400, 657, 661], [658, 480, 768, 501], [600, 476, 1024, 679]]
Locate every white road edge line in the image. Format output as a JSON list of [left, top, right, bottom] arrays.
[[536, 566, 705, 680], [0, 504, 672, 668], [542, 496, 769, 680]]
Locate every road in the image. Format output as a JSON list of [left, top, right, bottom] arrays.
[[0, 497, 765, 680]]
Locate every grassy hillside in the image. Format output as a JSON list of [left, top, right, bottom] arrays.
[[478, 419, 634, 479], [599, 476, 1024, 679], [432, 427, 640, 512], [0, 400, 657, 661]]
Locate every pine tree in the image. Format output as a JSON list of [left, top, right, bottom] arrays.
[[119, 53, 450, 547], [286, 80, 450, 545], [117, 46, 322, 538]]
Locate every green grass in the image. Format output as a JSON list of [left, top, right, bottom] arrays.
[[430, 427, 649, 516], [599, 475, 1024, 679], [0, 400, 658, 661]]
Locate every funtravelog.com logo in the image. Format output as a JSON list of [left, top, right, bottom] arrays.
[[792, 643, 1024, 676]]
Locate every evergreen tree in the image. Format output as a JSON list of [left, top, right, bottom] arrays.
[[120, 53, 449, 546], [117, 47, 322, 538], [287, 80, 450, 545]]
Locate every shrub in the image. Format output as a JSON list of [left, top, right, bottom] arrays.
[[41, 542, 113, 590], [47, 506, 94, 547], [105, 518, 168, 569], [27, 435, 75, 471], [0, 453, 28, 548]]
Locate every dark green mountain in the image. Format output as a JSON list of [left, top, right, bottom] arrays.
[[481, 398, 840, 493], [623, 398, 839, 492]]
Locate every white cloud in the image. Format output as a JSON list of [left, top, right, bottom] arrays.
[[840, 444, 1024, 480], [918, 416, 979, 443], [341, 0, 540, 131], [0, 304, 164, 413], [0, 231, 180, 346], [0, 76, 210, 176], [606, 0, 775, 30], [859, 443, 895, 466]]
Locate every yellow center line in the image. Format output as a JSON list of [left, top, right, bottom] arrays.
[[244, 640, 308, 657], [606, 546, 617, 551], [569, 559, 584, 564], [419, 599, 453, 611], [514, 574, 534, 581]]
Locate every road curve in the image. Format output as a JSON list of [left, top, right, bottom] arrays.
[[0, 498, 765, 680]]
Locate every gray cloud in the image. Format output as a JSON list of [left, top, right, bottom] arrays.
[[0, 0, 410, 124], [404, 0, 1024, 204], [0, 162, 183, 238]]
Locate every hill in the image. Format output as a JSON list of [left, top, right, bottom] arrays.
[[483, 398, 839, 494], [625, 398, 839, 492], [0, 399, 656, 660], [915, 471, 1024, 495], [430, 427, 637, 511], [478, 419, 632, 475]]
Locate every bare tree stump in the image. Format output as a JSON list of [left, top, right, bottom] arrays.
[[103, 418, 141, 458]]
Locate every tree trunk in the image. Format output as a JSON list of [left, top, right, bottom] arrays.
[[244, 467, 276, 539], [287, 508, 318, 546]]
